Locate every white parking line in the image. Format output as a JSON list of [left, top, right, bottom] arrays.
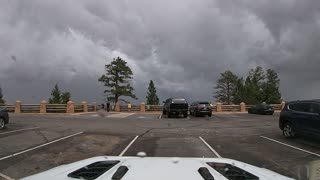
[[0, 132, 83, 161], [0, 127, 40, 135], [0, 173, 14, 180], [159, 113, 162, 119], [119, 136, 139, 156], [199, 136, 222, 158], [260, 136, 320, 157]]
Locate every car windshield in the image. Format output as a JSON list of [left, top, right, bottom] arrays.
[[172, 99, 187, 103], [199, 102, 209, 104], [0, 1, 318, 180]]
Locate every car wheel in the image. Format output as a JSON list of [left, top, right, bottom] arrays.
[[183, 113, 188, 118], [283, 123, 296, 138], [189, 111, 193, 116], [208, 114, 212, 117], [248, 109, 251, 114], [194, 111, 198, 117], [167, 112, 171, 118], [0, 118, 5, 130], [163, 110, 166, 115]]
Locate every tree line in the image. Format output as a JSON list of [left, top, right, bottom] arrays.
[[214, 67, 281, 105], [0, 57, 281, 106]]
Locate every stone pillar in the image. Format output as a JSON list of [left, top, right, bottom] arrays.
[[15, 100, 22, 113], [216, 102, 222, 112], [115, 102, 120, 112], [281, 101, 286, 110], [67, 101, 74, 113], [40, 101, 47, 113], [240, 102, 246, 112], [140, 102, 146, 113], [92, 102, 97, 112], [82, 101, 88, 112]]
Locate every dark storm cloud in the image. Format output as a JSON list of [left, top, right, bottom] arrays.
[[0, 0, 319, 103]]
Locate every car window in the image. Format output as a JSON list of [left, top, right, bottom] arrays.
[[289, 103, 311, 113], [172, 99, 186, 103], [310, 103, 320, 113], [199, 102, 209, 104]]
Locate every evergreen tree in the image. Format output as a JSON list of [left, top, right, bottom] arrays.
[[262, 69, 281, 103], [48, 84, 61, 104], [98, 57, 137, 103], [232, 78, 246, 104], [246, 67, 265, 104], [146, 80, 159, 105], [61, 92, 71, 104], [214, 70, 238, 104]]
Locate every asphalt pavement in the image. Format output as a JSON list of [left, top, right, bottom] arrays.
[[0, 112, 319, 179]]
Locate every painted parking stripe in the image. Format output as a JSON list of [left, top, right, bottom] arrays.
[[107, 113, 135, 118], [260, 136, 320, 157], [0, 173, 14, 180], [119, 136, 139, 156], [159, 113, 162, 119], [0, 127, 40, 135], [0, 132, 83, 161], [199, 136, 222, 158]]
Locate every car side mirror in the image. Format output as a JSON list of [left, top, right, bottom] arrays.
[[162, 101, 166, 103]]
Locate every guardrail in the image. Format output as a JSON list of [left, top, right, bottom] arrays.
[[0, 104, 15, 113], [46, 104, 67, 113], [146, 105, 163, 111], [221, 105, 241, 112], [1, 101, 285, 113]]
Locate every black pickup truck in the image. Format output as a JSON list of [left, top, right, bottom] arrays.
[[162, 98, 188, 118]]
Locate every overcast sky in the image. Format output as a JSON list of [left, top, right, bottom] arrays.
[[0, 0, 320, 104]]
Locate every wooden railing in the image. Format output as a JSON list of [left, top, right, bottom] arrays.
[[0, 104, 15, 113], [46, 104, 67, 113], [221, 105, 241, 112], [1, 101, 285, 113], [21, 104, 41, 113]]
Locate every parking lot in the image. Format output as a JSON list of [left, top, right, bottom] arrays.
[[0, 112, 319, 179]]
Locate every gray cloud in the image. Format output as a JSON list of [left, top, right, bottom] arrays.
[[0, 0, 319, 104]]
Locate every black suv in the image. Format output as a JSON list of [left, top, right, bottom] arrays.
[[0, 108, 9, 129], [248, 103, 274, 115], [163, 98, 188, 118], [189, 101, 212, 117], [279, 100, 320, 138]]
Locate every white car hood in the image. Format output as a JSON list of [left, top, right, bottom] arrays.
[[21, 156, 294, 180]]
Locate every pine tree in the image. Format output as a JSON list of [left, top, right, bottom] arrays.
[[48, 84, 72, 104], [232, 78, 246, 104], [61, 92, 71, 104], [98, 57, 137, 103], [48, 84, 62, 104], [245, 67, 265, 104], [262, 69, 281, 103], [214, 70, 238, 104], [146, 80, 159, 105]]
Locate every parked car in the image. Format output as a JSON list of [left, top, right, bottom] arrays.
[[279, 100, 320, 138], [163, 98, 188, 118], [0, 108, 9, 129], [248, 103, 274, 115], [189, 101, 212, 117]]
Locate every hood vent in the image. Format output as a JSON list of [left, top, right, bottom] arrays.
[[68, 160, 120, 180]]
